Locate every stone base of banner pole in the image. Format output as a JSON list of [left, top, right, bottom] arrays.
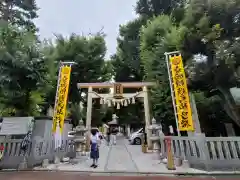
[[42, 159, 49, 168], [54, 148, 61, 164], [18, 156, 28, 170], [54, 155, 60, 164], [174, 157, 182, 167], [182, 159, 190, 168]]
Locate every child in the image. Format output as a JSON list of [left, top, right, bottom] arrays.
[[90, 129, 100, 168]]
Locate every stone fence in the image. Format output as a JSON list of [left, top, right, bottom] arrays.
[[156, 134, 240, 171], [0, 139, 75, 170]]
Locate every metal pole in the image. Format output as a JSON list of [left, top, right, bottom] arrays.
[[53, 61, 63, 117], [164, 52, 181, 137]]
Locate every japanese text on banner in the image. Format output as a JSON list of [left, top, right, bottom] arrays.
[[169, 55, 194, 131], [52, 66, 71, 133]]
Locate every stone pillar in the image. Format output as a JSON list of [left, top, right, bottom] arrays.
[[195, 133, 210, 170], [143, 86, 152, 149], [85, 86, 93, 151], [127, 125, 131, 137], [188, 92, 202, 136], [225, 123, 236, 136]]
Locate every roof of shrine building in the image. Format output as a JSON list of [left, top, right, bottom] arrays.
[[0, 117, 34, 135]]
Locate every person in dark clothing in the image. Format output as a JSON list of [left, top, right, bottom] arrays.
[[106, 128, 111, 146]]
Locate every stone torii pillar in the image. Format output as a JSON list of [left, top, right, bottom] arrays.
[[143, 86, 152, 148], [86, 86, 93, 131], [85, 86, 93, 151]]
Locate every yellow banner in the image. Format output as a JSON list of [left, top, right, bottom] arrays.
[[169, 55, 194, 131], [52, 66, 71, 133]]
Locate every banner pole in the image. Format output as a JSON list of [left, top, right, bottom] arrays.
[[52, 61, 75, 149], [53, 61, 63, 121], [165, 52, 189, 163], [164, 52, 181, 137]]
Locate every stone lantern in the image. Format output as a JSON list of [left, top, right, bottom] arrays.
[[148, 118, 161, 160], [148, 118, 161, 139], [73, 119, 87, 157]]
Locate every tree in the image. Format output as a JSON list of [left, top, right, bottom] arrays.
[[0, 25, 47, 116], [135, 0, 186, 23], [182, 0, 240, 126], [193, 92, 232, 136], [113, 17, 146, 83], [42, 33, 112, 126], [140, 15, 187, 131], [39, 39, 59, 115], [0, 0, 38, 31], [112, 17, 147, 125], [112, 0, 186, 125]]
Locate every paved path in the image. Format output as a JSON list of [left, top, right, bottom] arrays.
[[34, 138, 204, 174], [105, 139, 138, 172], [0, 171, 239, 180]]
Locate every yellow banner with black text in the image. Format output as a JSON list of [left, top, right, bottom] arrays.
[[52, 66, 71, 133], [169, 55, 194, 131]]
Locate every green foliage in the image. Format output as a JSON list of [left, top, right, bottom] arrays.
[[140, 15, 187, 125], [69, 103, 82, 127], [112, 17, 148, 124], [0, 25, 47, 116], [135, 0, 186, 17], [137, 0, 240, 129], [113, 17, 147, 82], [0, 0, 38, 31], [41, 33, 112, 125], [182, 0, 240, 126], [113, 1, 187, 126]]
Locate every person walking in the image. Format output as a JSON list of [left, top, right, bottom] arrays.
[[106, 128, 111, 146], [111, 127, 118, 145], [90, 129, 100, 168]]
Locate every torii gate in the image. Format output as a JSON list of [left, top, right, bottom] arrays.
[[77, 82, 154, 147]]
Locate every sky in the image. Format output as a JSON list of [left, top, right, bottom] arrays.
[[34, 0, 138, 58]]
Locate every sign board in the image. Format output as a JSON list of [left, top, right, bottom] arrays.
[[113, 83, 123, 99]]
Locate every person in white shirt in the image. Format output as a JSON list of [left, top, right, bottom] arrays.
[[111, 127, 118, 145], [90, 129, 100, 168]]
